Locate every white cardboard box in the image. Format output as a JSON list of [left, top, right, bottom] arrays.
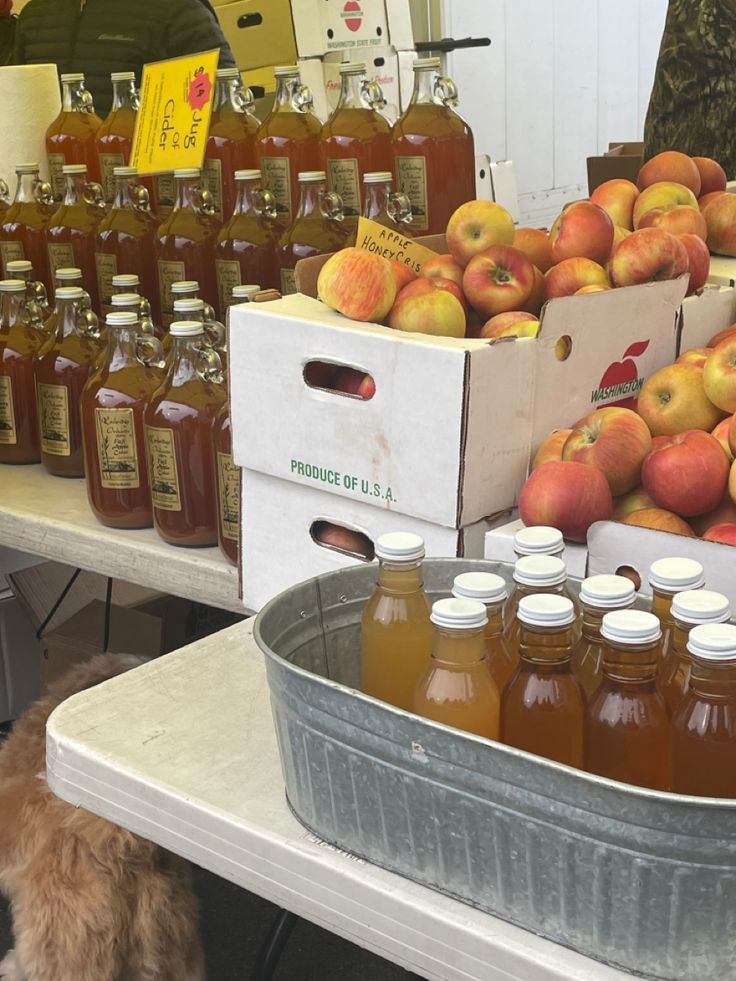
[[292, 0, 414, 60], [679, 283, 736, 351], [484, 517, 589, 579], [707, 255, 736, 288]]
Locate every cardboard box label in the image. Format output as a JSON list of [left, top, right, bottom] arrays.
[[0, 376, 16, 444], [217, 450, 240, 542], [395, 155, 429, 232], [145, 426, 181, 511], [355, 216, 436, 274], [38, 383, 70, 457], [95, 407, 141, 489], [289, 455, 397, 505]]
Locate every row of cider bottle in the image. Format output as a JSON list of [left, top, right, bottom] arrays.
[[0, 277, 241, 565], [361, 531, 736, 798]]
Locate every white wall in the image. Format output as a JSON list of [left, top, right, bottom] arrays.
[[441, 0, 668, 225]]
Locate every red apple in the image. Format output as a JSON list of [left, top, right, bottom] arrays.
[[575, 284, 611, 294], [693, 156, 728, 196], [637, 363, 723, 435], [637, 204, 708, 242], [445, 200, 515, 268], [641, 429, 730, 516], [699, 190, 729, 211], [549, 201, 614, 265], [702, 522, 736, 545], [633, 182, 700, 229], [677, 347, 713, 370], [609, 227, 686, 287], [562, 406, 652, 496], [703, 337, 736, 413], [637, 151, 702, 196], [544, 257, 611, 299], [689, 488, 736, 535], [390, 259, 417, 293], [513, 227, 554, 273], [730, 413, 736, 456], [518, 460, 613, 543], [419, 253, 463, 287], [462, 245, 535, 317], [314, 522, 374, 560], [532, 429, 573, 470], [712, 416, 735, 459], [387, 277, 466, 337], [318, 247, 397, 322], [703, 194, 736, 256], [612, 486, 657, 520], [621, 507, 696, 537], [677, 233, 710, 295], [479, 311, 540, 340], [521, 265, 545, 316], [709, 324, 736, 348], [610, 225, 632, 259], [589, 178, 639, 231], [332, 366, 376, 399], [731, 459, 736, 504]]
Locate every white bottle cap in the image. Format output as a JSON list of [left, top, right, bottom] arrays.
[[648, 558, 705, 593], [62, 164, 87, 175], [56, 267, 82, 281], [687, 623, 736, 662], [173, 298, 204, 313], [580, 575, 636, 609], [171, 281, 199, 294], [452, 572, 507, 605], [514, 526, 564, 556], [0, 279, 26, 293], [235, 169, 261, 181], [174, 168, 200, 179], [6, 260, 32, 274], [339, 62, 366, 74], [110, 292, 141, 307], [112, 273, 139, 288], [375, 532, 425, 563], [601, 610, 661, 645], [113, 166, 138, 177], [298, 171, 327, 183], [216, 67, 239, 79], [232, 285, 261, 298], [513, 555, 567, 587], [431, 597, 488, 630], [15, 162, 39, 174], [274, 65, 300, 77], [106, 311, 138, 327], [55, 286, 84, 300], [169, 320, 204, 337], [672, 590, 731, 625], [518, 594, 575, 628], [363, 171, 393, 184], [60, 72, 85, 83], [413, 57, 442, 70], [110, 71, 135, 82]]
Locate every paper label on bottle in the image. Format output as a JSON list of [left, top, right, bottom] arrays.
[[155, 174, 176, 219], [96, 252, 118, 314], [0, 376, 16, 445], [216, 259, 242, 316], [260, 156, 292, 218], [99, 153, 125, 203], [38, 383, 71, 456], [217, 450, 240, 542], [145, 425, 182, 511], [202, 157, 224, 221], [158, 259, 186, 326], [328, 158, 360, 216], [355, 216, 438, 275], [0, 241, 25, 277], [95, 407, 140, 489], [395, 155, 429, 232], [48, 153, 66, 200], [280, 267, 297, 296], [47, 243, 76, 277]]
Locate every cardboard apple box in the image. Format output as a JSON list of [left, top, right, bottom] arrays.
[[291, 0, 413, 60], [707, 255, 736, 288], [679, 284, 736, 353]]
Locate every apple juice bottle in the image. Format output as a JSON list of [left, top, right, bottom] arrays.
[[277, 171, 345, 295], [256, 65, 322, 222], [392, 57, 475, 235], [586, 610, 671, 790], [452, 571, 515, 694], [672, 623, 736, 797], [504, 555, 579, 661], [362, 171, 413, 234], [648, 557, 706, 668], [0, 278, 46, 463], [659, 589, 731, 715], [46, 165, 106, 311], [6, 259, 49, 325], [361, 532, 433, 711], [501, 594, 585, 768], [0, 163, 55, 294], [204, 68, 260, 222], [413, 598, 500, 739], [503, 526, 566, 627], [46, 73, 103, 200], [213, 401, 240, 566], [572, 574, 637, 696], [95, 72, 148, 203]]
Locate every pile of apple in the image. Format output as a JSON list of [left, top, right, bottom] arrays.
[[317, 149, 728, 347], [520, 317, 736, 545]]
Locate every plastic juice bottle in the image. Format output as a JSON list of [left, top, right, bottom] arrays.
[[0, 163, 55, 294], [34, 285, 103, 477], [144, 320, 225, 546], [256, 65, 322, 223], [154, 169, 221, 328], [321, 63, 392, 221], [46, 164, 106, 312], [361, 532, 433, 710], [0, 278, 46, 463], [213, 402, 240, 566], [392, 57, 475, 235], [214, 169, 284, 310], [95, 167, 161, 320], [504, 555, 578, 660], [501, 594, 584, 767], [361, 171, 413, 234], [648, 557, 706, 669], [586, 610, 671, 790], [95, 72, 149, 203], [277, 171, 344, 296], [503, 525, 566, 627], [572, 574, 637, 697], [204, 68, 260, 222], [672, 623, 736, 797], [80, 310, 164, 528], [45, 73, 103, 200], [452, 571, 515, 695], [413, 597, 499, 739], [658, 590, 731, 715]]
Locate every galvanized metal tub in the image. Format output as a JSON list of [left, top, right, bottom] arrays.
[[255, 559, 736, 981]]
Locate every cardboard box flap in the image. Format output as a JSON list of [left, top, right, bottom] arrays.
[[531, 277, 688, 452], [679, 285, 736, 354]]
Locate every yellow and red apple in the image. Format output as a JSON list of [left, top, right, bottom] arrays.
[[388, 277, 466, 338], [702, 522, 736, 545], [532, 429, 573, 470], [445, 200, 515, 268], [318, 247, 397, 322], [612, 486, 657, 521], [637, 151, 702, 196], [479, 311, 540, 340], [549, 201, 614, 265], [637, 363, 723, 435], [641, 429, 730, 516], [677, 346, 713, 370], [513, 227, 554, 273], [562, 406, 652, 496], [419, 253, 463, 287], [462, 244, 535, 317], [518, 460, 613, 543], [702, 193, 736, 256], [545, 257, 611, 299], [633, 182, 700, 229], [609, 227, 686, 287], [637, 204, 708, 242], [692, 156, 727, 197], [590, 178, 639, 231], [621, 507, 696, 537]]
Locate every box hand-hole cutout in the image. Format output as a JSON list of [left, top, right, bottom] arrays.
[[303, 360, 376, 400], [237, 12, 263, 29], [311, 521, 375, 561], [615, 565, 642, 592], [555, 335, 573, 361]]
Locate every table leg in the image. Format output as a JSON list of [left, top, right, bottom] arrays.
[[251, 908, 298, 981]]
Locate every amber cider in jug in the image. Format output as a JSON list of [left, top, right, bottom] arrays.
[[277, 171, 345, 295], [0, 278, 46, 463], [0, 163, 55, 293], [45, 73, 102, 200], [213, 402, 240, 566], [204, 68, 259, 222], [452, 572, 515, 695]]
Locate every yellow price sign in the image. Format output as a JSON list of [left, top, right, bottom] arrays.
[[355, 216, 438, 274], [130, 50, 220, 175]]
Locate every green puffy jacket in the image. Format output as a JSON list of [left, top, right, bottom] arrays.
[[14, 0, 236, 117]]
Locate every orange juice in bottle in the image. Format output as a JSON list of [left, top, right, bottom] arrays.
[[572, 574, 636, 697], [501, 594, 584, 767], [672, 623, 736, 797], [586, 610, 671, 790], [80, 310, 165, 528], [277, 171, 345, 296], [46, 73, 103, 200], [322, 63, 392, 220], [204, 69, 260, 222], [649, 557, 706, 669], [46, 165, 106, 311], [392, 57, 475, 235], [361, 532, 432, 710], [0, 163, 55, 294], [413, 598, 499, 739], [658, 590, 730, 715], [452, 572, 515, 695], [34, 285, 103, 477], [256, 65, 322, 223], [213, 402, 240, 566], [504, 554, 579, 658], [0, 278, 46, 463], [503, 525, 566, 626]]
